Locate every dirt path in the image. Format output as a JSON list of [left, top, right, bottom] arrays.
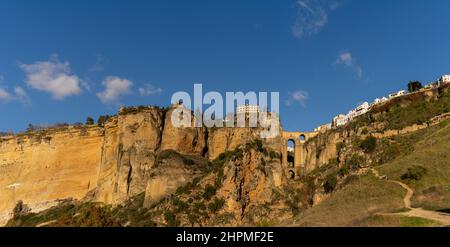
[[371, 168, 450, 225]]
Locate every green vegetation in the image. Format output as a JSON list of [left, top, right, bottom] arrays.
[[202, 184, 217, 200], [358, 215, 440, 227], [294, 174, 405, 226], [377, 123, 450, 210], [85, 117, 94, 125], [97, 115, 112, 126], [359, 136, 377, 153], [284, 187, 302, 215], [345, 154, 365, 169], [269, 150, 280, 160], [164, 211, 179, 227], [336, 142, 345, 154], [350, 87, 450, 130], [208, 198, 225, 213], [7, 202, 121, 227], [256, 219, 274, 227], [361, 127, 369, 135], [338, 166, 350, 178], [401, 165, 428, 181], [407, 81, 423, 93], [306, 159, 337, 178], [323, 174, 338, 193], [294, 120, 450, 226], [119, 105, 168, 116]]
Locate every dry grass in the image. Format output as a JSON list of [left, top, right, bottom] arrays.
[[290, 123, 450, 226], [291, 174, 405, 226], [355, 215, 441, 227], [377, 124, 450, 211]]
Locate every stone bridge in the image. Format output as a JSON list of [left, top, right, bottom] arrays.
[[281, 131, 318, 179]]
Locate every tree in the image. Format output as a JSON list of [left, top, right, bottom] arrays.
[[86, 117, 95, 125], [359, 136, 377, 153], [97, 115, 111, 126], [408, 81, 423, 93], [26, 124, 34, 132]]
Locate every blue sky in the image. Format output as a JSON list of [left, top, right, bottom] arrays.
[[1, 0, 450, 132]]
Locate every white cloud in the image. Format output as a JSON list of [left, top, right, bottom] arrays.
[[97, 76, 133, 104], [14, 87, 30, 104], [292, 0, 342, 38], [0, 88, 12, 102], [286, 89, 309, 107], [0, 76, 30, 104], [335, 51, 363, 79], [138, 84, 162, 96], [19, 56, 82, 100]]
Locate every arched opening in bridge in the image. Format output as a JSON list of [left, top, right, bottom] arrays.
[[299, 134, 306, 142], [287, 139, 295, 168], [289, 170, 295, 179]]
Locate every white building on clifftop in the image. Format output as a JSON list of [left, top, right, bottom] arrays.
[[439, 75, 450, 85], [333, 114, 349, 127], [237, 104, 260, 114], [388, 90, 406, 99], [347, 102, 370, 120]]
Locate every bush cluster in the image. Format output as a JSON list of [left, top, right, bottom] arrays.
[[401, 165, 427, 181]]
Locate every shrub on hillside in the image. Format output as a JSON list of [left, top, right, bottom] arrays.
[[97, 115, 111, 126], [359, 136, 377, 153], [203, 184, 216, 200], [323, 174, 338, 193], [338, 166, 350, 177], [361, 128, 369, 135], [86, 117, 94, 125], [208, 197, 225, 213], [401, 165, 427, 181], [336, 142, 345, 153], [345, 154, 365, 169], [172, 198, 189, 213], [193, 202, 206, 212], [164, 211, 179, 226]]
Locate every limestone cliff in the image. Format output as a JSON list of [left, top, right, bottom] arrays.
[[0, 126, 103, 224], [301, 131, 342, 172], [0, 105, 284, 225], [93, 108, 164, 204]]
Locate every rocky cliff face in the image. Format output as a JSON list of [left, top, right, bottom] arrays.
[[93, 108, 165, 205], [0, 106, 284, 225], [0, 127, 104, 224], [302, 132, 341, 172], [218, 148, 285, 225]]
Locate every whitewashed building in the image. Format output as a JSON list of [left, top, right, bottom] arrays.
[[237, 104, 260, 114], [388, 90, 406, 99], [372, 98, 382, 105], [333, 114, 349, 127], [371, 97, 388, 106], [314, 123, 332, 132], [355, 102, 370, 116], [438, 75, 450, 85], [423, 82, 438, 89], [347, 102, 370, 120]]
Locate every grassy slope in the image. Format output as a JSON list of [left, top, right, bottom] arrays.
[[292, 122, 450, 226], [291, 174, 405, 226], [377, 122, 450, 211], [358, 215, 441, 227]]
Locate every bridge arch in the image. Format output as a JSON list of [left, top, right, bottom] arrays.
[[281, 131, 318, 179]]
